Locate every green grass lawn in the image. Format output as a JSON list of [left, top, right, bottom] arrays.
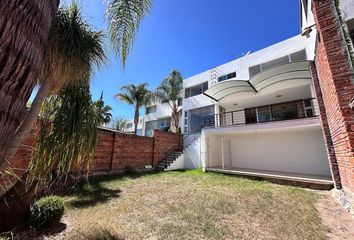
[[54, 170, 327, 240]]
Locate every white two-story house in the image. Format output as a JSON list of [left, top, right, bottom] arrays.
[[124, 0, 354, 187]]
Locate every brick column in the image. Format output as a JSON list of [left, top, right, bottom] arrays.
[[312, 0, 354, 193], [310, 62, 342, 188]]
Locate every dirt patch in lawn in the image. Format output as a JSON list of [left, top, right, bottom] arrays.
[[316, 191, 354, 240]]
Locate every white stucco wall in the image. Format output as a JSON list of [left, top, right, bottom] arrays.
[[205, 125, 331, 177], [183, 136, 202, 169]]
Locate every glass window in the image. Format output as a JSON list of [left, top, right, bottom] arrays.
[[257, 106, 271, 123], [245, 108, 257, 124], [271, 102, 298, 121], [290, 50, 307, 61], [218, 72, 236, 82], [249, 65, 261, 78], [184, 82, 208, 98], [145, 120, 158, 136], [178, 97, 182, 106], [202, 81, 208, 91], [190, 85, 202, 96], [127, 123, 133, 128], [185, 88, 190, 98], [146, 105, 156, 114], [261, 55, 290, 70]]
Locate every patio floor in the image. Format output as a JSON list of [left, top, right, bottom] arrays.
[[206, 167, 334, 189]]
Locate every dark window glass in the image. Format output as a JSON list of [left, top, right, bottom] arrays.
[[245, 108, 257, 124], [261, 55, 289, 70], [202, 81, 208, 92], [257, 106, 271, 123], [290, 50, 307, 61], [185, 82, 208, 98], [271, 102, 298, 121], [146, 105, 156, 114], [190, 85, 202, 96], [185, 88, 190, 98], [178, 98, 182, 106], [218, 72, 236, 82], [249, 65, 261, 78]]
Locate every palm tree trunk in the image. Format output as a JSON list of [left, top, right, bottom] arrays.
[[0, 172, 37, 232], [134, 105, 140, 135], [170, 104, 179, 133], [0, 0, 58, 170], [3, 81, 51, 174]]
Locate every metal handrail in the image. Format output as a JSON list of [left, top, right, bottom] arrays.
[[162, 144, 179, 169], [183, 123, 203, 149], [183, 123, 204, 140], [203, 98, 319, 129]]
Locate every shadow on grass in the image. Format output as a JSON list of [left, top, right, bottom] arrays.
[[63, 171, 165, 208]]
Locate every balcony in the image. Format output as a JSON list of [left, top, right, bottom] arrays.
[[203, 98, 319, 129]]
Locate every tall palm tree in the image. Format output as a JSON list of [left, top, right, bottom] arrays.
[[94, 92, 113, 126], [2, 2, 107, 173], [0, 0, 152, 175], [115, 83, 153, 134], [0, 0, 58, 166], [155, 70, 183, 133]]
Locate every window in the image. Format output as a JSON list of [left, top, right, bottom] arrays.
[[178, 97, 182, 106], [257, 106, 271, 123], [350, 29, 354, 44], [245, 108, 257, 124], [146, 105, 156, 114], [249, 65, 261, 78], [290, 50, 307, 62], [218, 72, 236, 82], [271, 102, 298, 121], [248, 49, 307, 78], [184, 81, 208, 99], [126, 123, 133, 128]]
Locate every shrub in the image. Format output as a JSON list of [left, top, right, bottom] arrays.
[[29, 195, 64, 229]]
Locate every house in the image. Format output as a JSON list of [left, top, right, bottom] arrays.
[[124, 117, 144, 136], [127, 0, 354, 192]]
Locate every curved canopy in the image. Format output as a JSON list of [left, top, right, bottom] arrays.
[[203, 61, 311, 101]]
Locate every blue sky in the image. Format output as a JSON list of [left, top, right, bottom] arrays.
[[61, 0, 300, 119]]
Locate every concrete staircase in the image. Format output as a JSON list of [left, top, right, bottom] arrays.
[[156, 150, 183, 171]]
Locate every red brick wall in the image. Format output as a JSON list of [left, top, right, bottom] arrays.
[[312, 0, 354, 193], [152, 130, 183, 167], [1, 127, 181, 187]]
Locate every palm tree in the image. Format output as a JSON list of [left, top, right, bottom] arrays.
[[155, 70, 183, 133], [94, 92, 113, 126], [115, 83, 153, 134], [0, 0, 58, 166], [0, 0, 152, 174], [2, 2, 106, 171]]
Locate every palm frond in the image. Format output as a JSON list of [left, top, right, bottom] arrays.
[[106, 0, 152, 66], [42, 1, 107, 92]]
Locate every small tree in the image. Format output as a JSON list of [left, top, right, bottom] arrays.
[[115, 83, 153, 134], [29, 77, 97, 185], [155, 70, 183, 133]]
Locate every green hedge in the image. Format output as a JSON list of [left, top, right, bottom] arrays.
[[29, 195, 64, 229]]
